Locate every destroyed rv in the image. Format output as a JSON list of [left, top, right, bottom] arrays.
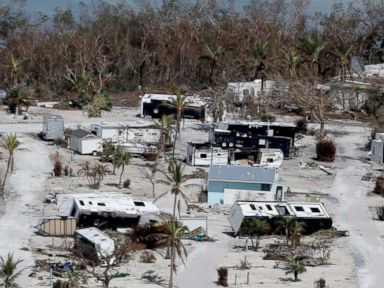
[[140, 93, 206, 120], [209, 121, 296, 158], [51, 193, 160, 230], [228, 200, 333, 235]]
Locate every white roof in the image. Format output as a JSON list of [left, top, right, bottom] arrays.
[[75, 227, 115, 256], [364, 63, 384, 77], [218, 121, 296, 129], [236, 201, 331, 219], [57, 192, 159, 217], [141, 93, 206, 107]]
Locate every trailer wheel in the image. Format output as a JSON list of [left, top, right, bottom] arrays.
[[229, 142, 234, 147], [222, 142, 227, 147], [92, 151, 98, 156]]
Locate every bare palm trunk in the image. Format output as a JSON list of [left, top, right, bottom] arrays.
[[118, 164, 124, 187], [169, 243, 175, 288], [1, 155, 12, 197]]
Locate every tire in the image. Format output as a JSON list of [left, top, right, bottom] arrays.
[[229, 142, 234, 148], [222, 142, 227, 147], [92, 150, 98, 156]]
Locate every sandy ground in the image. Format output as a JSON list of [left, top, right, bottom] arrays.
[[0, 105, 381, 288]]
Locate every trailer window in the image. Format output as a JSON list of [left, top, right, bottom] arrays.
[[134, 201, 145, 207], [200, 153, 207, 158], [79, 200, 85, 206], [249, 204, 256, 210], [261, 184, 271, 191], [259, 206, 263, 210], [294, 206, 304, 212], [310, 207, 320, 213], [88, 202, 93, 205], [266, 204, 272, 211], [97, 202, 106, 206]]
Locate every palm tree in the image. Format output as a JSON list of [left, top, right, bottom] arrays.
[[251, 42, 269, 88], [285, 257, 306, 281], [282, 49, 301, 79], [154, 161, 191, 229], [113, 148, 131, 187], [158, 115, 173, 163], [1, 134, 20, 197], [1, 54, 23, 89], [0, 253, 23, 288], [333, 46, 353, 82], [275, 216, 295, 245], [199, 43, 224, 86], [239, 220, 270, 251], [299, 36, 325, 77], [148, 222, 188, 288], [7, 90, 29, 115], [173, 93, 186, 137]]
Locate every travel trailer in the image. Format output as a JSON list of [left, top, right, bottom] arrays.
[[140, 93, 206, 120], [91, 123, 162, 145], [73, 227, 115, 265], [69, 129, 102, 155], [228, 200, 333, 235], [41, 114, 64, 141], [56, 192, 159, 228], [186, 143, 229, 166], [210, 121, 296, 158]]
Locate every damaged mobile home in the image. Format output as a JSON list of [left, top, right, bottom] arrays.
[[56, 192, 159, 229], [186, 142, 283, 168], [228, 200, 333, 235], [140, 93, 206, 120], [210, 121, 296, 158]]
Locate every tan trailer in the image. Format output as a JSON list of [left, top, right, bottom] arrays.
[[36, 216, 77, 236]]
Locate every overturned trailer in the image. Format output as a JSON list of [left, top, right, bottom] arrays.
[[228, 200, 332, 235], [140, 93, 206, 120], [56, 192, 160, 229]]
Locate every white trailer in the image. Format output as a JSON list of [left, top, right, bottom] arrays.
[[228, 200, 332, 235], [227, 80, 276, 106], [187, 143, 229, 166], [69, 129, 102, 155]]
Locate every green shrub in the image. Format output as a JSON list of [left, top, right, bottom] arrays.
[[295, 117, 308, 133]]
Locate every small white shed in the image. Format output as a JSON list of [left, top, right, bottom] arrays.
[[70, 129, 102, 155]]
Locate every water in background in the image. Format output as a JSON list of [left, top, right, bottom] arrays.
[[23, 0, 352, 16]]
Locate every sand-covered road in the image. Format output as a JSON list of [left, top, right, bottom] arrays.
[[0, 134, 51, 286], [329, 122, 384, 288]]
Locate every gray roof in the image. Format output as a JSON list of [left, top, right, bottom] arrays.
[[71, 129, 95, 139], [208, 165, 276, 183]]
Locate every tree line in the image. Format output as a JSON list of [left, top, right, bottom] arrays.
[[1, 0, 384, 103]]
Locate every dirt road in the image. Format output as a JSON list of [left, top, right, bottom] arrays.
[[176, 216, 232, 288], [329, 122, 384, 288], [0, 134, 51, 286]]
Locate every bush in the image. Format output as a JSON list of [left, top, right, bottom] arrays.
[[217, 267, 228, 287], [54, 138, 67, 147], [376, 206, 384, 220], [238, 256, 251, 270], [314, 278, 327, 288], [295, 117, 308, 133], [373, 176, 384, 196], [53, 160, 62, 177], [123, 179, 131, 188], [316, 139, 336, 162], [64, 165, 73, 176], [140, 251, 156, 263], [260, 112, 276, 122]]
